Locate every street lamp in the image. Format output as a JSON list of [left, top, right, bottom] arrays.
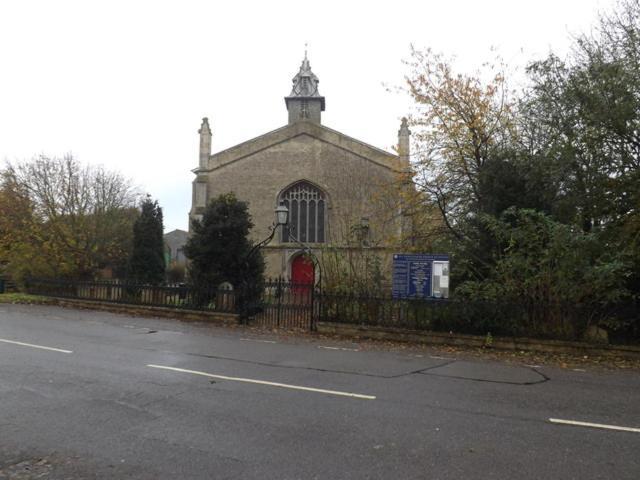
[[241, 203, 291, 321], [275, 203, 289, 227], [242, 202, 321, 325], [247, 203, 290, 259], [247, 201, 323, 280]]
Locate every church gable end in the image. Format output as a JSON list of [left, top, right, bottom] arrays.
[[190, 54, 413, 279]]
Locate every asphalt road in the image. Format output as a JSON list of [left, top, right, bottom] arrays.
[[1, 304, 639, 479]]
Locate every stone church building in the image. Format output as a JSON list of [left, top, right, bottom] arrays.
[[189, 55, 412, 286]]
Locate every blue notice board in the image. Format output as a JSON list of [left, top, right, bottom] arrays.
[[392, 253, 450, 299]]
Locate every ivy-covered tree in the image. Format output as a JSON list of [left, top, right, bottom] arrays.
[[129, 196, 165, 284], [184, 193, 264, 309]]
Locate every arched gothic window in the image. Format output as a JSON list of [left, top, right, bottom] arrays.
[[280, 181, 326, 243]]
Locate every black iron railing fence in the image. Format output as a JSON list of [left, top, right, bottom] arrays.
[[25, 278, 236, 313], [319, 293, 640, 341], [22, 278, 640, 341], [254, 277, 319, 329]]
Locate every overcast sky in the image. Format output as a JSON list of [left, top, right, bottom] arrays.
[[0, 0, 610, 232]]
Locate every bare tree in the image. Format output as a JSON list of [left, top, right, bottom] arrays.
[[318, 156, 410, 294]]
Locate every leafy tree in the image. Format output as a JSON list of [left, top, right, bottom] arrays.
[[1, 155, 139, 281], [0, 173, 44, 280], [458, 209, 627, 302], [129, 196, 165, 284], [184, 193, 264, 308], [520, 0, 640, 297], [401, 2, 640, 340], [456, 208, 630, 337], [406, 1, 640, 289], [523, 54, 632, 231]]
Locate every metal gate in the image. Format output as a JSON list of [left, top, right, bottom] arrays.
[[251, 278, 319, 331]]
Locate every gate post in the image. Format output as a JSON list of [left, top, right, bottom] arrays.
[[310, 282, 316, 331], [276, 276, 283, 328], [310, 278, 321, 332]]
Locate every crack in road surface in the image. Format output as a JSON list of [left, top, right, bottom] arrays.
[[417, 362, 549, 385]]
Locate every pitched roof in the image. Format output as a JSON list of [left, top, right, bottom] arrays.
[[194, 120, 399, 173]]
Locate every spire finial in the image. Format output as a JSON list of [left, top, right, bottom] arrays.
[[304, 42, 308, 60], [198, 117, 211, 135], [399, 117, 411, 136]]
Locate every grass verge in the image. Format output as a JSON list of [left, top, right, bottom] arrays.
[[0, 293, 54, 305]]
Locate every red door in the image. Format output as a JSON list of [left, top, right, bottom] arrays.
[[291, 255, 314, 284], [291, 255, 314, 302]]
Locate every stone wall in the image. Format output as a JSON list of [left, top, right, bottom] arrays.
[[197, 122, 405, 280]]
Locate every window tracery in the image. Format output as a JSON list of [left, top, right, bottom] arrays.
[[279, 182, 326, 243]]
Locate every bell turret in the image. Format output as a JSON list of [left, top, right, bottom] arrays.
[[284, 52, 325, 124]]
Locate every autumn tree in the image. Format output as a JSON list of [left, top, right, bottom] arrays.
[[1, 154, 139, 281], [403, 48, 539, 283], [0, 171, 43, 279], [405, 48, 518, 226]]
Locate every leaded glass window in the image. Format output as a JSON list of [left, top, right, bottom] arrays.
[[280, 182, 326, 243]]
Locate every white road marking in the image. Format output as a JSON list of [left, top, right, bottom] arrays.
[[240, 338, 277, 344], [318, 346, 359, 352], [0, 337, 73, 354], [524, 364, 542, 369], [549, 418, 640, 433], [572, 368, 587, 372], [147, 364, 376, 400], [430, 356, 451, 360]]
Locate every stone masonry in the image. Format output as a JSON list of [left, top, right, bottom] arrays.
[[189, 55, 411, 280]]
